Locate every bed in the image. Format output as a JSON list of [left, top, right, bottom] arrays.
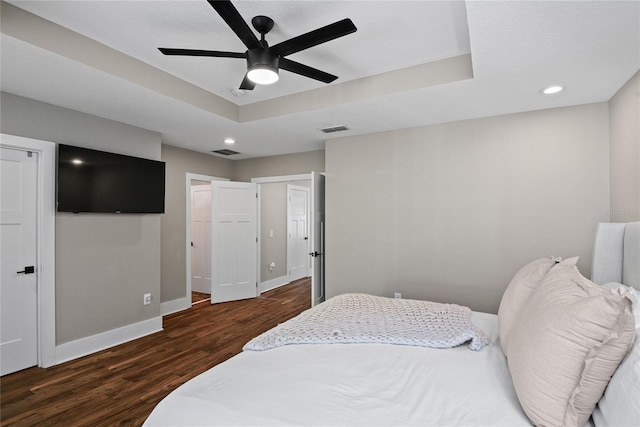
[[144, 222, 639, 427]]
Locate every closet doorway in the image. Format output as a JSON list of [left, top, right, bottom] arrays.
[[185, 173, 227, 306], [190, 181, 211, 296]]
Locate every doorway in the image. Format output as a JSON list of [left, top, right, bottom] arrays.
[[186, 175, 258, 306], [0, 134, 56, 373], [190, 181, 212, 297], [184, 172, 325, 310], [252, 173, 325, 307], [185, 173, 227, 308]]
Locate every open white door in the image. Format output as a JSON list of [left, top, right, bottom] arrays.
[[1, 147, 38, 375], [310, 172, 325, 306], [210, 181, 258, 304]]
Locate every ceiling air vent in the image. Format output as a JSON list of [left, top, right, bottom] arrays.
[[212, 149, 241, 156], [320, 125, 349, 134]]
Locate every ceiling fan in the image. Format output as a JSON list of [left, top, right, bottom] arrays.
[[158, 0, 357, 90]]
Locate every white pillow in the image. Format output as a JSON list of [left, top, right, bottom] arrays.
[[592, 283, 640, 427], [507, 264, 635, 427], [497, 257, 565, 354]]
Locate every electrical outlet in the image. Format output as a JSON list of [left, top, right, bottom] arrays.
[[143, 293, 152, 305], [394, 292, 402, 299]]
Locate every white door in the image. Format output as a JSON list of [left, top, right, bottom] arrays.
[[191, 184, 211, 294], [1, 147, 38, 375], [310, 172, 325, 306], [287, 185, 309, 282], [211, 181, 258, 303]]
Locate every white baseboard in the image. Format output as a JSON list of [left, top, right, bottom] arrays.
[[161, 296, 190, 316], [259, 276, 290, 293], [55, 317, 163, 365]]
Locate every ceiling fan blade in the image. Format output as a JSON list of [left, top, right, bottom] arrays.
[[158, 48, 245, 58], [239, 74, 256, 90], [279, 58, 338, 84], [271, 18, 357, 57], [207, 0, 261, 50]]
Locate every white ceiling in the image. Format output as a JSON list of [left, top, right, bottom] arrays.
[[1, 0, 639, 159]]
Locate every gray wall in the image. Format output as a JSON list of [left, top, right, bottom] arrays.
[[325, 103, 611, 314], [1, 92, 162, 345], [609, 70, 640, 223], [232, 150, 325, 182], [160, 144, 232, 302]]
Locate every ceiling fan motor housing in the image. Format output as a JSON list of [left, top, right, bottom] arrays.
[[247, 48, 280, 84]]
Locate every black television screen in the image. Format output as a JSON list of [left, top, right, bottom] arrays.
[[57, 144, 165, 214]]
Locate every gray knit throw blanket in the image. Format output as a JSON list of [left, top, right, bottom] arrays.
[[243, 293, 490, 352]]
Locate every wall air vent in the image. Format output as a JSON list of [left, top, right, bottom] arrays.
[[320, 125, 349, 133], [212, 149, 241, 156]]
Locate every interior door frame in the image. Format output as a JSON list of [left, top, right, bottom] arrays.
[[185, 173, 228, 310], [251, 174, 317, 293], [189, 183, 212, 294], [0, 134, 56, 369]]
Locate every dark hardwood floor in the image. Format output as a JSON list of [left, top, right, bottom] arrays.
[[0, 278, 311, 427], [191, 291, 211, 304]]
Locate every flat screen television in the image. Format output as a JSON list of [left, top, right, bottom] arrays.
[[57, 144, 166, 214]]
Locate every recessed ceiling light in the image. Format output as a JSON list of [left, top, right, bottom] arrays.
[[541, 85, 564, 95], [224, 138, 235, 145]]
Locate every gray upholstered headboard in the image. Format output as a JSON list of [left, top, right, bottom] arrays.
[[592, 222, 640, 291]]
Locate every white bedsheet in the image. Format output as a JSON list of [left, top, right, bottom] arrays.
[[144, 312, 531, 426]]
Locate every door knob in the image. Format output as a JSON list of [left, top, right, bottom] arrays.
[[17, 266, 35, 274]]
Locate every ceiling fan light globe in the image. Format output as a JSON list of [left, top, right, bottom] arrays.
[[247, 67, 279, 85]]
